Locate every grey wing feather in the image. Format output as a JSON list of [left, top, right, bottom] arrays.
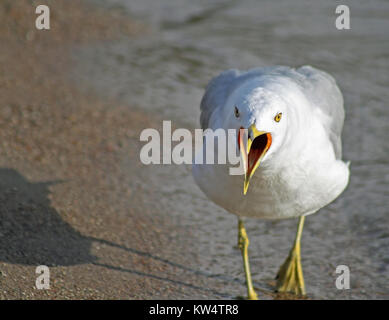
[[295, 66, 345, 159]]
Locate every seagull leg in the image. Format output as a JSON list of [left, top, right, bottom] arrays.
[[238, 219, 258, 300], [275, 216, 306, 296]]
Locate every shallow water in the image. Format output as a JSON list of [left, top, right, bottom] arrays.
[[74, 0, 389, 298]]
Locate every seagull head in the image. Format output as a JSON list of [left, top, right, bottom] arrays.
[[225, 84, 289, 194]]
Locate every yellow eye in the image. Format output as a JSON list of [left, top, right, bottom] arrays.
[[274, 112, 282, 122]]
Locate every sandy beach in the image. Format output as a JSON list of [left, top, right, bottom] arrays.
[[0, 0, 216, 299]]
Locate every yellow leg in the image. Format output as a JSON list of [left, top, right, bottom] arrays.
[[275, 216, 306, 295], [238, 219, 258, 300]]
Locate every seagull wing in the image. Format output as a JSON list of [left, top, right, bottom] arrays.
[[295, 66, 345, 159]]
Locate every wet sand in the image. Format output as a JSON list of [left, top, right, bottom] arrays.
[[0, 0, 227, 299], [70, 0, 388, 300]]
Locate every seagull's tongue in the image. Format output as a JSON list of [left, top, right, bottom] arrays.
[[247, 134, 268, 175], [238, 129, 272, 179], [248, 147, 262, 173]]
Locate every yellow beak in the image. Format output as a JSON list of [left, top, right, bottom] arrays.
[[238, 124, 272, 195]]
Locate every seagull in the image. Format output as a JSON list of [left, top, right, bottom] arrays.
[[192, 65, 350, 299]]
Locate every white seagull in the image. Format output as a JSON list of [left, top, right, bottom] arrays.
[[192, 65, 350, 299]]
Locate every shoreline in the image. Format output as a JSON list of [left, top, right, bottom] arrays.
[[0, 0, 212, 299]]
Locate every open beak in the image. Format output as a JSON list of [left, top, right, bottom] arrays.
[[238, 124, 272, 195]]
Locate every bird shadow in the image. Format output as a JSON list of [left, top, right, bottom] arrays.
[[0, 168, 94, 266], [0, 168, 237, 297]]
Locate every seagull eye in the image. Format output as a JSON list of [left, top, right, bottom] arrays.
[[274, 112, 282, 122], [234, 106, 240, 118]]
